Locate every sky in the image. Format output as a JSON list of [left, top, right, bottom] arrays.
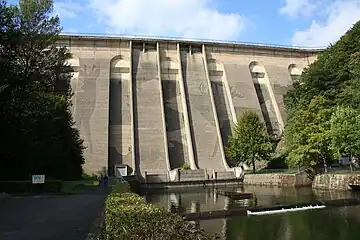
[[7, 0, 360, 48]]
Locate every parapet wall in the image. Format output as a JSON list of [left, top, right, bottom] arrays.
[[313, 174, 360, 191]]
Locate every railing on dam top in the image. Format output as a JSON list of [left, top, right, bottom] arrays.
[[60, 32, 326, 51]]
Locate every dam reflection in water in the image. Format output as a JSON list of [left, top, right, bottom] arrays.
[[143, 185, 360, 240]]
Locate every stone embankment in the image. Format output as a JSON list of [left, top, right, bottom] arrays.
[[312, 173, 360, 191], [243, 172, 312, 187]]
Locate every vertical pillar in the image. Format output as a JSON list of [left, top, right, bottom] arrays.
[[202, 44, 229, 170], [222, 67, 238, 125], [156, 42, 171, 171], [176, 43, 197, 170], [129, 40, 136, 175]]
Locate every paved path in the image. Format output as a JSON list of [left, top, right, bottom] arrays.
[[0, 188, 108, 240]]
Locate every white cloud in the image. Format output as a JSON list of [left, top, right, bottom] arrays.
[[291, 0, 360, 47], [88, 0, 246, 41], [279, 0, 316, 18], [53, 0, 82, 19]]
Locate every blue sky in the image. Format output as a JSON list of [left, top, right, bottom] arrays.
[[7, 0, 360, 47]]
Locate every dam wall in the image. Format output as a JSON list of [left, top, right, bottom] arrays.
[[59, 35, 318, 177]]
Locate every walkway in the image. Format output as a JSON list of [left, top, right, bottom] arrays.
[[0, 188, 108, 240]]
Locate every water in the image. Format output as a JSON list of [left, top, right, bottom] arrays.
[[142, 185, 360, 240]]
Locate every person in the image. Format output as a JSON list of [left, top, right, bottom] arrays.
[[103, 175, 109, 188]]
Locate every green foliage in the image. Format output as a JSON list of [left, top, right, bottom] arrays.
[[330, 106, 360, 159], [103, 182, 214, 240], [284, 96, 333, 169], [182, 163, 191, 170], [284, 21, 360, 115], [0, 0, 84, 180], [283, 20, 360, 171], [267, 152, 288, 169], [225, 110, 273, 173]]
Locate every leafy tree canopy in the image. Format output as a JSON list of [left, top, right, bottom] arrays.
[[330, 106, 360, 159], [284, 20, 360, 115], [284, 96, 333, 170], [0, 0, 84, 180], [225, 110, 273, 173], [283, 20, 360, 172]]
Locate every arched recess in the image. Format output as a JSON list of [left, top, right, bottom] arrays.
[[109, 54, 133, 176], [249, 61, 282, 137], [110, 55, 130, 77], [249, 61, 266, 78], [206, 59, 233, 162], [288, 64, 302, 82]]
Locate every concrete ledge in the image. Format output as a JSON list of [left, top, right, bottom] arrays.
[[141, 178, 243, 189], [313, 173, 360, 191]]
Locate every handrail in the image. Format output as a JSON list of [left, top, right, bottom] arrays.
[[60, 32, 326, 51]]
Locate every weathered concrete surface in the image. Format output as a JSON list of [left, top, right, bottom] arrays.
[[222, 63, 262, 119], [59, 35, 319, 176], [181, 51, 224, 171], [244, 173, 312, 187], [133, 48, 168, 176], [159, 43, 189, 169], [313, 174, 360, 191], [0, 190, 107, 240], [265, 65, 293, 124], [108, 44, 133, 175], [207, 59, 233, 154]]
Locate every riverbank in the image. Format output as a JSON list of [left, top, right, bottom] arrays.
[[243, 172, 312, 187], [242, 172, 360, 191], [312, 173, 360, 190]]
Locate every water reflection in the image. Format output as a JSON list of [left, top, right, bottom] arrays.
[[143, 185, 360, 240]]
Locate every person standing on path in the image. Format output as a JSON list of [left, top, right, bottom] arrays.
[[103, 175, 108, 188]]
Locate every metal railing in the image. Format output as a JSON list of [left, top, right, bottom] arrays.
[[247, 168, 299, 174], [60, 31, 326, 51]]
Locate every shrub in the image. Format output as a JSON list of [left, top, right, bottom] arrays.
[[103, 182, 214, 240], [182, 163, 191, 170]]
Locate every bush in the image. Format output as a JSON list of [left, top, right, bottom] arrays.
[[182, 163, 191, 170], [103, 182, 214, 240]]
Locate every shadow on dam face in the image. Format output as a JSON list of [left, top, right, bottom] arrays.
[[162, 79, 186, 169]]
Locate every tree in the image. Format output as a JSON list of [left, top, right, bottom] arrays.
[[225, 110, 273, 173], [0, 0, 85, 180], [284, 96, 333, 172], [284, 20, 360, 116], [330, 106, 360, 171]]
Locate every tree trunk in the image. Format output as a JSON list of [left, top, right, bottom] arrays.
[[350, 155, 353, 172], [323, 157, 328, 173], [252, 159, 256, 174]]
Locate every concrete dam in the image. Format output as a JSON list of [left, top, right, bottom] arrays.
[[59, 35, 319, 181]]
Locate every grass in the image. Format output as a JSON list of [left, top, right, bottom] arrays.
[[61, 180, 100, 194]]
